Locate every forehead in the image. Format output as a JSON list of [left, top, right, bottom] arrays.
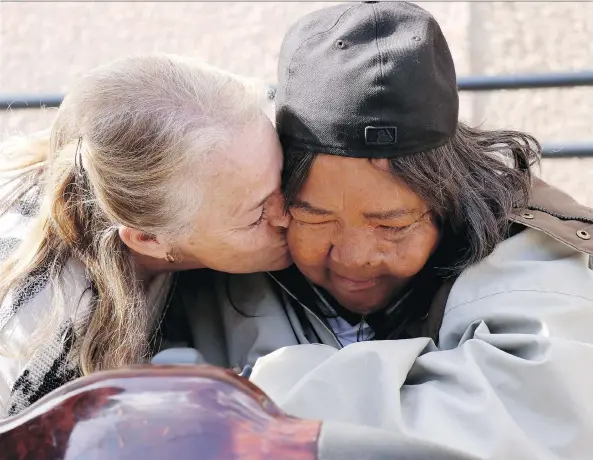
[[298, 154, 425, 210], [205, 120, 282, 208]]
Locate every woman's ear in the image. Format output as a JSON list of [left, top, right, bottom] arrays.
[[118, 226, 168, 259]]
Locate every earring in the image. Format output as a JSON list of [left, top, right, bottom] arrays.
[[165, 252, 176, 264]]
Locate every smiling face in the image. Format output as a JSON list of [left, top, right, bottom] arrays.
[[287, 154, 440, 314]]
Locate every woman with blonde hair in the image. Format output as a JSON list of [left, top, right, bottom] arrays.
[[0, 54, 290, 417]]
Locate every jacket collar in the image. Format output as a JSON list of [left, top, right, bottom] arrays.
[[511, 178, 593, 256]]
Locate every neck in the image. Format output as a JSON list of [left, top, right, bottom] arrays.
[[130, 252, 186, 286]]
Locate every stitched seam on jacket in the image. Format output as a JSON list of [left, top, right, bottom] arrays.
[[506, 221, 593, 256], [444, 289, 593, 317], [527, 205, 593, 224]]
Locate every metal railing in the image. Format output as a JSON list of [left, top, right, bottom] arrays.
[[456, 70, 593, 91], [2, 71, 593, 158]]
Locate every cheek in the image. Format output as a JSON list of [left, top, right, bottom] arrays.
[[287, 224, 331, 267], [182, 232, 233, 261], [183, 223, 250, 256], [225, 228, 270, 255], [385, 225, 440, 277]]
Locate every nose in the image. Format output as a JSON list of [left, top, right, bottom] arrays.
[[330, 227, 381, 269], [267, 194, 291, 229]]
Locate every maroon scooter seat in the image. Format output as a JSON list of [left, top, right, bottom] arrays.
[[0, 365, 321, 460]]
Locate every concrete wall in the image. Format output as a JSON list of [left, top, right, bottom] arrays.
[[1, 2, 591, 205]]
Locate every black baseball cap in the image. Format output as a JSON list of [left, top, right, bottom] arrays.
[[275, 1, 459, 159]]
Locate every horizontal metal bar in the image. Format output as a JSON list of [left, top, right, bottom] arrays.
[[0, 94, 63, 110], [1, 74, 593, 158], [457, 70, 593, 91], [541, 143, 593, 158], [2, 70, 593, 111]]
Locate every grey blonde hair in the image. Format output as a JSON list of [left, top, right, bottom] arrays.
[[0, 54, 268, 374]]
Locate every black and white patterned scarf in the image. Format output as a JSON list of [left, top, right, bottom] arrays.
[[0, 186, 90, 418]]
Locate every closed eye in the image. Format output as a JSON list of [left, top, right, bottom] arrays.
[[294, 218, 332, 226], [248, 208, 267, 228], [378, 224, 412, 235], [378, 211, 429, 236]]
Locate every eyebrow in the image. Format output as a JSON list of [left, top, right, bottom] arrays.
[[362, 208, 418, 220], [291, 199, 419, 220], [290, 199, 333, 215]]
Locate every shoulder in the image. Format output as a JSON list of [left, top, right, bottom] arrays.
[[448, 178, 593, 310], [439, 226, 593, 349], [448, 227, 593, 309], [438, 180, 593, 347]]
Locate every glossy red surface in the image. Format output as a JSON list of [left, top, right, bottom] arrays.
[[0, 365, 320, 460]]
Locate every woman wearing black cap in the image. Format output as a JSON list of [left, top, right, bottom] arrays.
[[244, 2, 593, 459]]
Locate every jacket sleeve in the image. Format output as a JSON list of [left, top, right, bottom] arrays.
[[249, 229, 593, 460]]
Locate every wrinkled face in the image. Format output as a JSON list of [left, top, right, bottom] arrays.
[[177, 118, 292, 273], [287, 154, 440, 314]]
